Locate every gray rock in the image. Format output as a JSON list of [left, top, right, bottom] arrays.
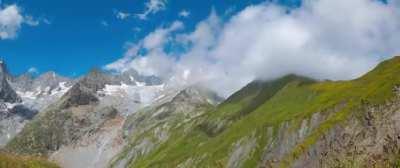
[[0, 61, 20, 103], [0, 78, 21, 103]]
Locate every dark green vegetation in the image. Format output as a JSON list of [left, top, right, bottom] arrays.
[[0, 152, 59, 168], [113, 56, 400, 167]]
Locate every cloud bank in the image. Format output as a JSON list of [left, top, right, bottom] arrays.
[[107, 0, 400, 97]]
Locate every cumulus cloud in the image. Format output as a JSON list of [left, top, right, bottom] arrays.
[[106, 21, 183, 76], [0, 5, 23, 39], [107, 0, 400, 97], [137, 0, 167, 20], [0, 4, 42, 40]]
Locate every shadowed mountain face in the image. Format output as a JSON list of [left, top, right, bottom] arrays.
[[0, 78, 21, 104], [2, 66, 168, 168], [0, 62, 20, 103], [0, 61, 13, 82]]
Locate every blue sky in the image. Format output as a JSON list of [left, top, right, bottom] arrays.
[[0, 0, 300, 77], [2, 0, 397, 97]]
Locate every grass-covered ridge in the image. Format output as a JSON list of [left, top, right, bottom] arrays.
[[122, 56, 400, 167], [0, 152, 59, 168]]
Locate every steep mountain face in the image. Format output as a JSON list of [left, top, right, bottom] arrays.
[[0, 62, 33, 146], [12, 71, 75, 111], [4, 68, 170, 168], [0, 61, 13, 83], [108, 56, 400, 168], [0, 66, 75, 147], [5, 71, 119, 155], [12, 72, 34, 92], [0, 61, 20, 104], [112, 69, 162, 86], [0, 77, 21, 104], [110, 86, 222, 168]]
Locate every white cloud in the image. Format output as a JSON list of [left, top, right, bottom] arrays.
[[27, 67, 38, 74], [136, 0, 167, 20], [116, 11, 131, 20], [0, 5, 23, 39], [107, 0, 400, 97], [116, 0, 167, 21], [106, 21, 183, 76], [0, 4, 42, 40], [24, 15, 39, 26], [179, 10, 190, 18]]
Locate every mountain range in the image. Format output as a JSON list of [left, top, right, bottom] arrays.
[[1, 56, 400, 168]]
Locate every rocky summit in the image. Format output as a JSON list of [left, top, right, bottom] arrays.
[[0, 61, 20, 104], [1, 56, 400, 168]]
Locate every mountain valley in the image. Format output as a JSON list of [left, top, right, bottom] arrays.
[[1, 56, 400, 168]]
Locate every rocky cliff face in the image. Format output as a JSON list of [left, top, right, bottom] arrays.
[[292, 94, 400, 168], [3, 67, 171, 168], [110, 86, 221, 168], [11, 70, 75, 111], [0, 78, 21, 104], [0, 61, 20, 104], [253, 89, 400, 168], [0, 64, 75, 147]]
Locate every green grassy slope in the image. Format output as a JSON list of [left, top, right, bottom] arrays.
[[0, 153, 59, 168], [125, 56, 400, 167]]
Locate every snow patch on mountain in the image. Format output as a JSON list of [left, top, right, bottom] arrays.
[[16, 81, 73, 110], [98, 83, 166, 116]]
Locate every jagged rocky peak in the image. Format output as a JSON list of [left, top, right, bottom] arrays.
[[58, 69, 107, 108], [79, 68, 115, 92], [11, 69, 74, 94], [77, 67, 163, 91], [35, 71, 59, 83], [59, 82, 99, 109], [173, 85, 224, 106], [0, 60, 13, 82], [0, 61, 20, 103], [15, 72, 34, 82], [33, 71, 73, 89], [11, 71, 35, 92], [118, 68, 162, 86], [0, 78, 21, 103]]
